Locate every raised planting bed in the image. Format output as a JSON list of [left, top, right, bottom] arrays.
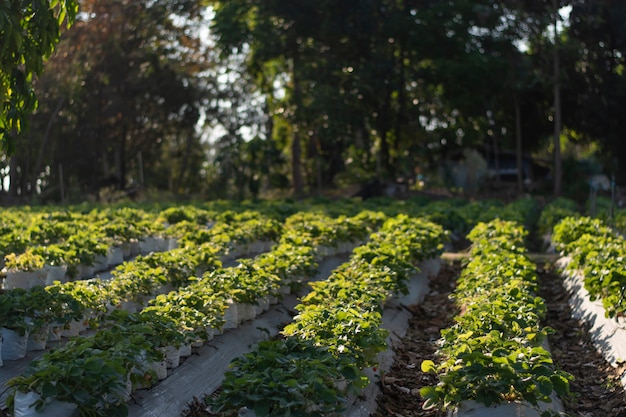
[[126, 256, 348, 417], [549, 216, 626, 392], [556, 257, 626, 391], [420, 219, 571, 417], [207, 215, 447, 416]]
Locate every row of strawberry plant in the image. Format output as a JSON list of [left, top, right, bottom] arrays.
[[420, 219, 572, 414], [0, 196, 532, 284], [0, 199, 337, 290], [552, 216, 626, 319], [0, 207, 165, 280], [209, 215, 446, 416], [0, 204, 271, 287], [581, 195, 626, 234], [3, 210, 382, 416], [0, 211, 281, 362], [405, 196, 540, 241], [0, 204, 375, 356]]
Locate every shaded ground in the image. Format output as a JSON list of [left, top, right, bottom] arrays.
[[373, 260, 460, 417], [536, 265, 626, 417], [373, 261, 626, 417]]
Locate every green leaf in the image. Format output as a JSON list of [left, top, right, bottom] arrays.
[[253, 402, 270, 416], [341, 365, 358, 380], [41, 381, 58, 398], [550, 374, 571, 395], [421, 360, 436, 373], [71, 388, 91, 404], [419, 386, 439, 405], [537, 376, 553, 396]]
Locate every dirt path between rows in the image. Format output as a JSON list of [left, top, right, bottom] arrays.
[[374, 260, 626, 417]]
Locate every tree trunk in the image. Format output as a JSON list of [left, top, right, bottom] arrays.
[[116, 129, 127, 191], [310, 134, 322, 192], [291, 129, 303, 197], [9, 155, 19, 197], [378, 96, 391, 180], [392, 74, 405, 180], [553, 0, 562, 197], [493, 135, 501, 188], [175, 134, 194, 193], [291, 58, 304, 197], [31, 98, 64, 190], [514, 93, 524, 194]]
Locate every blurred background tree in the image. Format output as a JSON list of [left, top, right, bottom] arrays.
[[2, 0, 624, 202]]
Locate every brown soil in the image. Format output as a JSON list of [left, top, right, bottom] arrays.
[[536, 265, 626, 417], [373, 261, 626, 417], [373, 260, 460, 417]]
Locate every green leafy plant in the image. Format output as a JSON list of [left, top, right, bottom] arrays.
[[0, 289, 32, 335], [146, 285, 226, 343], [537, 197, 579, 236], [552, 216, 616, 253], [56, 279, 111, 323], [210, 338, 362, 417], [553, 216, 626, 318], [31, 244, 68, 267], [215, 213, 446, 415], [420, 219, 573, 413], [6, 324, 152, 417], [3, 249, 45, 272], [16, 286, 83, 333]]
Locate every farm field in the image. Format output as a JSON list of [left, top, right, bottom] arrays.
[[1, 196, 626, 417], [6, 2, 626, 416]]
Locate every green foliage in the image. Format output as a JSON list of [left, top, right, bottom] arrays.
[[210, 338, 358, 417], [1, 0, 78, 154], [56, 279, 111, 320], [552, 216, 616, 254], [6, 320, 154, 417], [24, 285, 83, 329], [214, 213, 445, 415], [139, 249, 199, 288], [473, 197, 540, 231], [204, 263, 281, 305], [537, 197, 580, 237], [421, 219, 573, 412], [0, 288, 32, 335], [467, 219, 528, 255], [553, 216, 626, 318], [3, 248, 45, 272], [146, 285, 226, 344]]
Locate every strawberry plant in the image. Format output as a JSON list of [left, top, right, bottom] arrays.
[[6, 320, 155, 417], [3, 249, 45, 272], [553, 216, 626, 318], [420, 219, 572, 414], [213, 214, 446, 416], [210, 336, 363, 416]]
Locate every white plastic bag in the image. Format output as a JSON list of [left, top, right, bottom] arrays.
[[13, 390, 78, 417], [0, 327, 29, 360]]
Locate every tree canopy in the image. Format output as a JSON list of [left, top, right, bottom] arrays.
[[1, 0, 625, 202], [0, 0, 78, 154]]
